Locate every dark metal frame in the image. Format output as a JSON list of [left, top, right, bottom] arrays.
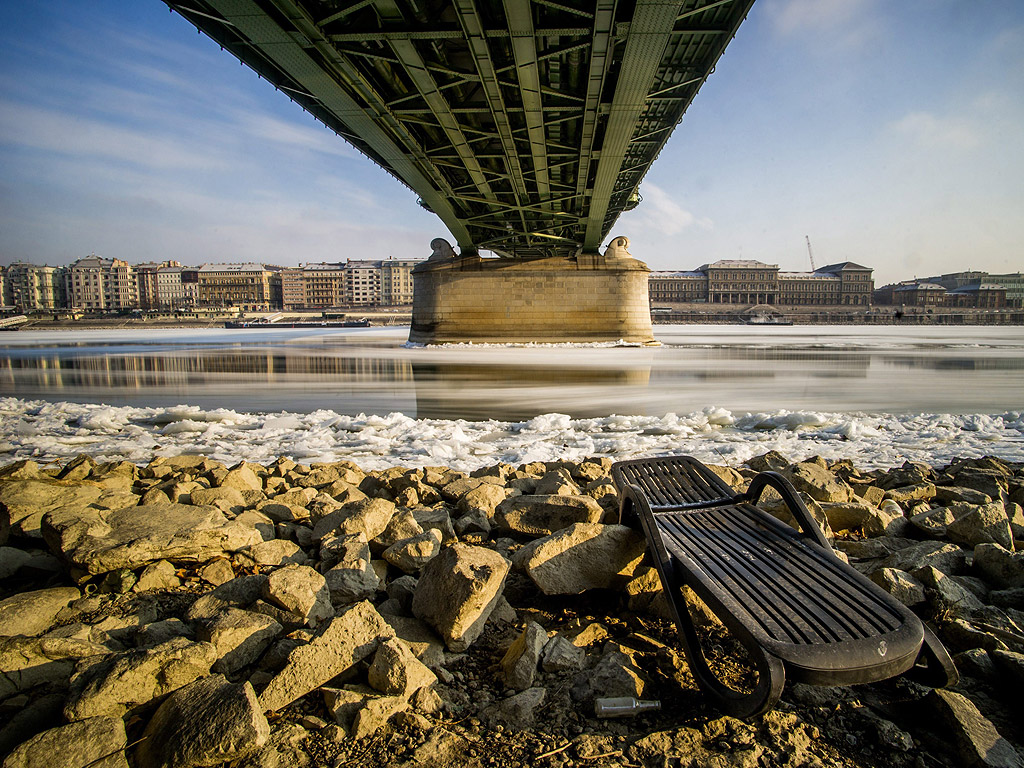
[[162, 0, 754, 257], [612, 455, 958, 718]]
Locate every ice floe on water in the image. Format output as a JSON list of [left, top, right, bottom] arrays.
[[1, 397, 1021, 473]]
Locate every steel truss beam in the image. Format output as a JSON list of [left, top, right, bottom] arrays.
[[164, 0, 755, 258]]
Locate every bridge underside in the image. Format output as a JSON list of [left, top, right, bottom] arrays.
[[165, 0, 752, 341], [163, 0, 753, 259]]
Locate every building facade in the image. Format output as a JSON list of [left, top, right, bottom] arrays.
[[648, 260, 874, 306], [195, 264, 272, 309], [3, 263, 63, 310], [66, 256, 137, 311], [278, 259, 425, 309]]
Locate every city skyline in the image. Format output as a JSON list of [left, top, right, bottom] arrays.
[[1, 1, 1022, 284]]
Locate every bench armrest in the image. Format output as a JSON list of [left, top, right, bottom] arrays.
[[742, 471, 833, 552]]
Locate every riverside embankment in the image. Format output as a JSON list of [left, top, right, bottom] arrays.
[[1, 451, 1022, 768]]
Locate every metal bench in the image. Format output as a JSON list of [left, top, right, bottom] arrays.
[[612, 455, 958, 718]]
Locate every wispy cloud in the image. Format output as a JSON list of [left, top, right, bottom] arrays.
[[626, 183, 712, 237], [889, 111, 980, 151], [0, 99, 229, 171], [764, 0, 881, 49]]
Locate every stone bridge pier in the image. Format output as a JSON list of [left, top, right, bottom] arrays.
[[409, 236, 656, 345]]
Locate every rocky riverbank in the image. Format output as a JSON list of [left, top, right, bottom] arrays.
[[1, 452, 1022, 768]]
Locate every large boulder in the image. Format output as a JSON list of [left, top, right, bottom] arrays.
[[63, 637, 217, 721], [411, 543, 510, 652], [2, 715, 129, 768], [0, 587, 80, 637], [495, 495, 604, 537], [513, 523, 646, 595], [946, 503, 1014, 550], [928, 689, 1023, 768], [260, 564, 333, 628], [258, 601, 394, 713], [0, 480, 104, 540], [0, 636, 110, 701], [973, 544, 1024, 589], [499, 621, 547, 691], [195, 608, 282, 675], [784, 463, 854, 504], [135, 675, 269, 768], [311, 498, 397, 543], [42, 503, 262, 576], [366, 637, 437, 697]]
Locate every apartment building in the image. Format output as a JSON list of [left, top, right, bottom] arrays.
[[3, 262, 63, 310], [66, 256, 137, 311], [195, 263, 271, 309]]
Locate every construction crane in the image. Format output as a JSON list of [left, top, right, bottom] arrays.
[[805, 236, 817, 271]]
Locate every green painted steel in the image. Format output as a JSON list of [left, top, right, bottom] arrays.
[[163, 0, 754, 257]]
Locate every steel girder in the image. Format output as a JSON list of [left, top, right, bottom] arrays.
[[163, 0, 755, 258]]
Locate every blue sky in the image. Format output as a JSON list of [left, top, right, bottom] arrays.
[[0, 0, 1021, 285]]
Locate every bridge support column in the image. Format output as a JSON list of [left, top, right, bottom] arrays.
[[409, 235, 656, 345]]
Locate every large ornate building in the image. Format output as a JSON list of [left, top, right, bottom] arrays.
[[649, 260, 874, 306]]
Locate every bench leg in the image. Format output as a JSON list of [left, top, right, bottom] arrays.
[[663, 563, 786, 719], [622, 483, 786, 718], [907, 623, 959, 688]]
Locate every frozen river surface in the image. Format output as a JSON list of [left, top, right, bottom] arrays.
[[0, 324, 1022, 471]]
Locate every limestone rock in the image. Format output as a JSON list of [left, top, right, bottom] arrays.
[[218, 463, 263, 493], [135, 560, 181, 592], [928, 689, 1023, 768], [0, 636, 110, 701], [540, 634, 585, 673], [2, 715, 129, 768], [499, 621, 547, 691], [233, 722, 310, 768], [946, 503, 1014, 550], [258, 601, 395, 712], [322, 687, 369, 732], [135, 675, 269, 768], [261, 564, 333, 628], [351, 694, 409, 740], [495, 495, 604, 536], [64, 637, 217, 721], [42, 502, 262, 576], [136, 619, 194, 648], [325, 560, 380, 607], [821, 502, 900, 537], [879, 540, 968, 576], [974, 543, 1024, 589], [457, 483, 512, 518], [238, 539, 308, 568], [380, 614, 446, 669], [311, 498, 396, 543], [576, 648, 648, 702], [869, 568, 925, 606], [199, 558, 235, 586], [480, 688, 545, 731], [367, 637, 437, 696], [196, 608, 282, 675], [0, 480, 104, 540], [190, 486, 247, 514], [185, 574, 268, 622], [382, 529, 443, 573], [911, 566, 986, 615], [513, 523, 645, 595], [371, 509, 423, 553], [410, 542, 510, 652], [0, 587, 80, 637], [784, 463, 853, 503]]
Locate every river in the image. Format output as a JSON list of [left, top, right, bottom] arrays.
[[0, 324, 1022, 471]]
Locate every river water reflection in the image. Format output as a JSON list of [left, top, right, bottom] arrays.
[[0, 325, 1022, 419]]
